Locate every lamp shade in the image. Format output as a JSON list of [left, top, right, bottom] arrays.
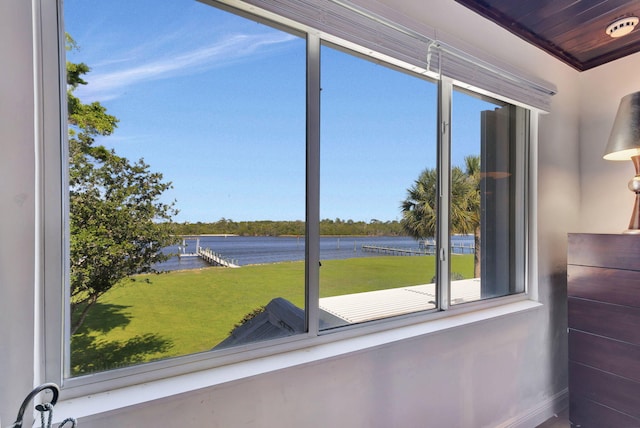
[[604, 91, 640, 161]]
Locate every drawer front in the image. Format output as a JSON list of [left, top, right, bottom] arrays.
[[568, 297, 640, 345], [569, 329, 640, 382], [570, 395, 640, 428], [569, 361, 640, 420], [568, 265, 640, 308], [568, 234, 640, 270]]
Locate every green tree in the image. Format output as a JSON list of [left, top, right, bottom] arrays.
[[400, 155, 481, 277], [67, 36, 178, 334]]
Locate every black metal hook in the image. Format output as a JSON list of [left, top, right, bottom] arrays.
[[11, 383, 59, 428]]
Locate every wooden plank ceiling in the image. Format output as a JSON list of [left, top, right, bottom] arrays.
[[454, 0, 640, 71]]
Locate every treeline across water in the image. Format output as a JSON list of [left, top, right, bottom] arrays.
[[169, 218, 406, 237]]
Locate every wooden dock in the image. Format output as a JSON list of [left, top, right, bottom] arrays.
[[197, 247, 239, 268], [362, 242, 474, 256], [176, 236, 239, 267], [362, 245, 432, 256]]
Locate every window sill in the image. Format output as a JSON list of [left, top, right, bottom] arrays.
[[53, 299, 542, 422]]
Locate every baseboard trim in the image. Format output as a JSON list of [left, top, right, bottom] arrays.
[[497, 388, 569, 428]]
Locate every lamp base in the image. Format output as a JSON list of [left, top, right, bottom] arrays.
[[627, 155, 640, 232]]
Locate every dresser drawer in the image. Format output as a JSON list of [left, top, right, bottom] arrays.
[[568, 264, 640, 308], [568, 297, 640, 345]]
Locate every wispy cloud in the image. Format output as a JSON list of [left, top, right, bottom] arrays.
[[75, 32, 296, 101]]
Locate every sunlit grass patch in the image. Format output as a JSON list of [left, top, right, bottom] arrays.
[[71, 255, 473, 375]]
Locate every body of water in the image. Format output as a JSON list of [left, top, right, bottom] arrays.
[[154, 235, 474, 272]]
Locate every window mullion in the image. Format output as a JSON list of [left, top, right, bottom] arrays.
[[515, 107, 529, 296], [43, 0, 67, 385], [306, 33, 321, 336], [437, 77, 452, 311], [526, 110, 538, 301]]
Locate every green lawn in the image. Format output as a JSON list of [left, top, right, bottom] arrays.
[[71, 255, 473, 375]]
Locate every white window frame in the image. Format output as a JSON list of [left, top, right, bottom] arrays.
[[41, 0, 542, 403]]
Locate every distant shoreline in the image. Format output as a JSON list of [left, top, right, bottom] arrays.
[[177, 234, 239, 237], [176, 234, 473, 238], [155, 235, 476, 272], [178, 234, 411, 238]]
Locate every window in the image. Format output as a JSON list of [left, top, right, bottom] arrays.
[[449, 88, 528, 305], [49, 0, 538, 390], [63, 0, 307, 377], [319, 43, 438, 328]]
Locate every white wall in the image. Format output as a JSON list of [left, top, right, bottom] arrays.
[[577, 51, 640, 233], [0, 0, 38, 426], [0, 0, 580, 427]]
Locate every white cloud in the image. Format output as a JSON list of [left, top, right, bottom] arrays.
[[75, 32, 296, 101]]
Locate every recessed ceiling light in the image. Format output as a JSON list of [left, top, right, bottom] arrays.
[[606, 16, 639, 38]]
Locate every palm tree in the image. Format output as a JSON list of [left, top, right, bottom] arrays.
[[460, 155, 481, 278], [400, 168, 438, 240], [401, 155, 481, 277]]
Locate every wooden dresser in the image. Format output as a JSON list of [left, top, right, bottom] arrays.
[[568, 233, 640, 426]]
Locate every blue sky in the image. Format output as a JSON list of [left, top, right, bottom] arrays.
[[65, 0, 496, 223]]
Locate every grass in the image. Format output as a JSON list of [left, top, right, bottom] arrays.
[[71, 255, 473, 375]]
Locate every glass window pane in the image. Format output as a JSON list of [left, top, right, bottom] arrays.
[[450, 88, 526, 305], [319, 44, 438, 329], [65, 0, 306, 376]]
